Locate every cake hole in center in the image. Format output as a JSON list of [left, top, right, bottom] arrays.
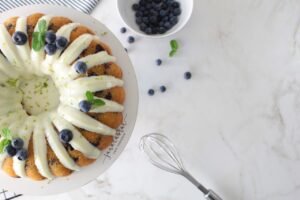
[[19, 76, 60, 116]]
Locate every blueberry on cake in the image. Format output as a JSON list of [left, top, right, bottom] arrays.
[[0, 13, 125, 181]]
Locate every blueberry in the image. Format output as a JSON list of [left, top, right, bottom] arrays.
[[142, 17, 149, 23], [160, 86, 167, 92], [184, 72, 192, 80], [59, 129, 73, 144], [135, 11, 142, 17], [150, 16, 158, 24], [159, 27, 167, 34], [74, 61, 87, 74], [16, 149, 28, 161], [12, 31, 27, 45], [45, 31, 56, 44], [146, 3, 152, 9], [128, 36, 135, 43], [79, 100, 92, 112], [156, 59, 162, 66], [44, 43, 57, 55], [148, 89, 155, 96], [160, 10, 168, 17], [173, 8, 181, 16], [132, 3, 139, 11], [11, 138, 24, 150], [140, 23, 147, 30], [164, 22, 172, 29], [172, 2, 180, 8], [136, 17, 143, 25], [170, 16, 179, 25], [56, 36, 68, 49], [120, 27, 127, 33], [145, 27, 152, 35], [5, 145, 16, 157]]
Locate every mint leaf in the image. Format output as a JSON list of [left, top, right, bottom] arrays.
[[92, 99, 105, 106], [1, 128, 12, 140], [0, 139, 11, 153], [32, 20, 47, 51], [85, 91, 105, 107], [85, 91, 94, 102], [170, 40, 179, 50], [38, 19, 47, 33], [169, 50, 176, 57], [169, 40, 179, 57]]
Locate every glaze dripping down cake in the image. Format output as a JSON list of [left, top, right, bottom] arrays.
[[0, 13, 125, 180]]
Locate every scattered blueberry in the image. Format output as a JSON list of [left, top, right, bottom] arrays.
[[156, 59, 162, 66], [16, 149, 28, 161], [56, 36, 68, 49], [120, 27, 127, 33], [132, 0, 182, 35], [160, 85, 167, 92], [5, 145, 16, 157], [11, 138, 24, 150], [12, 31, 27, 45], [132, 3, 139, 11], [148, 89, 155, 96], [74, 61, 87, 74], [173, 8, 182, 16], [45, 31, 56, 44], [59, 129, 73, 143], [128, 36, 135, 43], [184, 71, 192, 80], [79, 100, 92, 112], [44, 43, 57, 55]]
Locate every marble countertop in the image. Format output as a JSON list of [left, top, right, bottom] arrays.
[[19, 0, 300, 199]]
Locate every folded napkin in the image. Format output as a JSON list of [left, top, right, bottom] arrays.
[[0, 0, 100, 14]]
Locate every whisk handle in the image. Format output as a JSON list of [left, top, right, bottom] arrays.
[[182, 171, 223, 200], [204, 190, 223, 200]]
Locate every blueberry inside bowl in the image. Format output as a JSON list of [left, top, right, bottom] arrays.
[[117, 0, 194, 38]]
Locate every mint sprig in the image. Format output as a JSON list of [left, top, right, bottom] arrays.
[[0, 128, 12, 153], [169, 39, 179, 57], [32, 19, 47, 51], [85, 91, 105, 107]]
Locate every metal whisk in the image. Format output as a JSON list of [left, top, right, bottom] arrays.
[[139, 133, 223, 200]]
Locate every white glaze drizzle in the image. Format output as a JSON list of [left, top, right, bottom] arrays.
[[15, 17, 31, 76], [44, 115, 80, 171], [60, 95, 124, 113], [58, 104, 116, 136], [33, 116, 54, 179], [51, 113, 101, 159], [0, 54, 18, 79], [43, 23, 80, 74], [13, 117, 35, 178], [0, 151, 8, 169], [31, 15, 52, 76], [58, 34, 93, 65], [68, 51, 116, 79], [0, 25, 23, 68], [63, 75, 123, 96]]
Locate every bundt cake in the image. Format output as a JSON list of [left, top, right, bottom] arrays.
[[0, 13, 125, 180]]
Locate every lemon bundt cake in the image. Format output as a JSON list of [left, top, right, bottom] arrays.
[[0, 13, 125, 181]]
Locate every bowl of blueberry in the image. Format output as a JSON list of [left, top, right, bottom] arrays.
[[117, 0, 194, 38]]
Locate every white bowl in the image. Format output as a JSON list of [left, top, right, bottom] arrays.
[[117, 0, 194, 38], [0, 5, 139, 195]]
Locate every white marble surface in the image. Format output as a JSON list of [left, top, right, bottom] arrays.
[[19, 0, 300, 199]]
